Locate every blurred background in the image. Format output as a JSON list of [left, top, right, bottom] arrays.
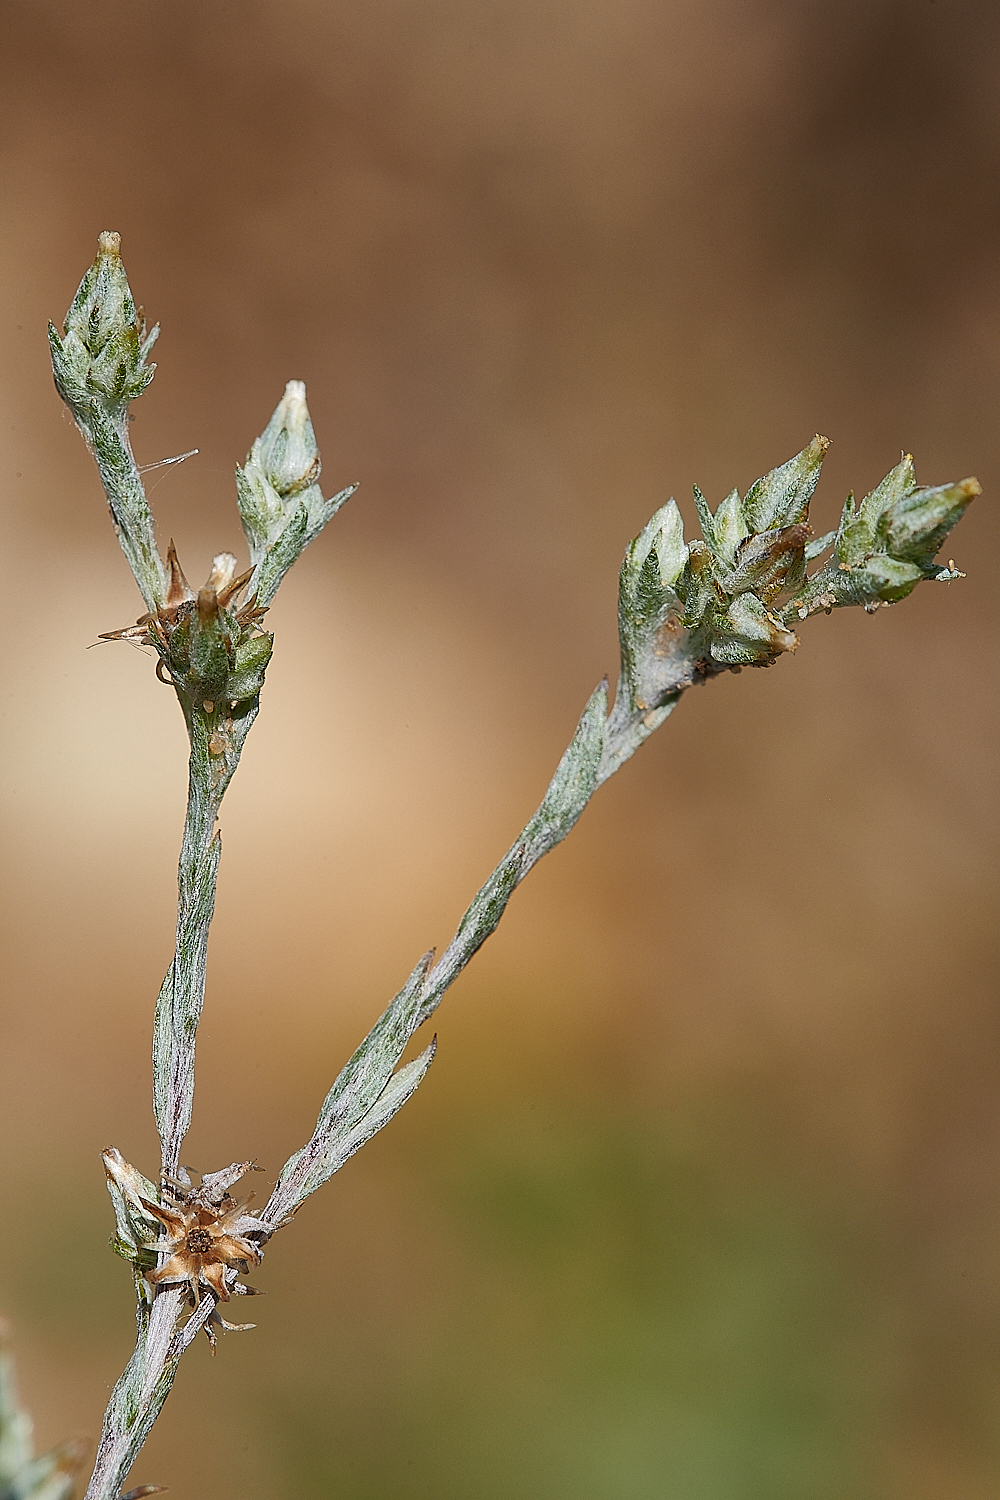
[[0, 1, 998, 1495]]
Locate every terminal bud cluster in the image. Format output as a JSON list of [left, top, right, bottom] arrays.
[[617, 435, 978, 715]]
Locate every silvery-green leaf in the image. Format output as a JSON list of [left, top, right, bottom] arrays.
[[679, 541, 717, 628], [711, 592, 798, 665], [526, 681, 607, 848], [0, 1335, 33, 1482], [652, 499, 688, 587], [691, 483, 716, 551], [264, 952, 436, 1222], [720, 523, 809, 603], [804, 528, 836, 561], [858, 554, 926, 600]]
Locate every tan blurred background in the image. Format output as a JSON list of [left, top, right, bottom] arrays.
[[1, 1, 999, 1496]]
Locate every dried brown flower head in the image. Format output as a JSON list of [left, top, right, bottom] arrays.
[[140, 1161, 267, 1305]]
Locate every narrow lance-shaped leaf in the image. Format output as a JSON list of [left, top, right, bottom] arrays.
[[263, 682, 610, 1227]]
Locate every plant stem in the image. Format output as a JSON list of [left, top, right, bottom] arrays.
[[411, 686, 677, 1026], [51, 236, 978, 1500], [153, 701, 258, 1183], [83, 1290, 214, 1500], [261, 680, 682, 1227], [86, 701, 260, 1500]]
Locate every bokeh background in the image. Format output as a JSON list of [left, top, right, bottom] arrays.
[[1, 1, 998, 1496]]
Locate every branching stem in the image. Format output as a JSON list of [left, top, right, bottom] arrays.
[[44, 235, 976, 1500]]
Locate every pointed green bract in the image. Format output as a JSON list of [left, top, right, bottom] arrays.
[[691, 483, 716, 552], [858, 453, 916, 529], [742, 434, 829, 533], [719, 524, 809, 602], [102, 1148, 162, 1271], [713, 487, 748, 565], [618, 505, 688, 712]]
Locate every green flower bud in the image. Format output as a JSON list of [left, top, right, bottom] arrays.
[[226, 632, 275, 707], [679, 541, 718, 627], [48, 232, 157, 416], [710, 593, 798, 666], [257, 378, 322, 498], [712, 487, 749, 566], [719, 523, 810, 602], [188, 590, 237, 700], [880, 478, 980, 567], [618, 500, 693, 710], [237, 381, 355, 606], [126, 548, 274, 709]]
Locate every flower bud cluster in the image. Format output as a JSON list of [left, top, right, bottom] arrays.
[[618, 438, 826, 711], [780, 455, 980, 622], [102, 547, 274, 721], [236, 381, 355, 606], [47, 231, 158, 416], [158, 596, 273, 711], [617, 438, 978, 715]]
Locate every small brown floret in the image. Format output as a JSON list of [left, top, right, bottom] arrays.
[[140, 1193, 263, 1304]]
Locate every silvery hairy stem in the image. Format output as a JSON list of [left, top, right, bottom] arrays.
[[51, 235, 351, 1498], [153, 703, 257, 1182], [47, 235, 978, 1500], [83, 1291, 208, 1500]]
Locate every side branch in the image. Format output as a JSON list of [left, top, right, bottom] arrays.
[[262, 439, 979, 1230], [262, 675, 669, 1226]]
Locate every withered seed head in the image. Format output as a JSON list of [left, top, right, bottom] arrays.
[[140, 1190, 266, 1304]]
